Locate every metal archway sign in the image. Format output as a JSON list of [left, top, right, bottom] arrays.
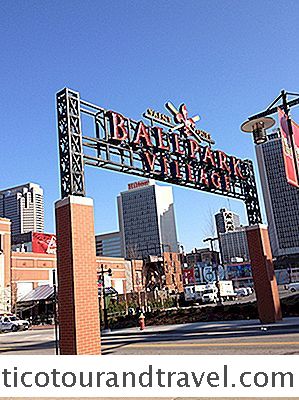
[[56, 88, 261, 225]]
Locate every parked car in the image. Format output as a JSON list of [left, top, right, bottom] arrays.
[[286, 282, 299, 293], [235, 288, 248, 297], [0, 315, 30, 332]]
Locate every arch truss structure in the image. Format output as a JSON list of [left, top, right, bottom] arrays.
[[56, 87, 262, 225]]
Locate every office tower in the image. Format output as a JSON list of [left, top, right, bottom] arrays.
[[95, 231, 123, 258], [218, 227, 249, 264], [214, 208, 249, 265], [0, 183, 44, 236], [215, 208, 241, 236], [118, 179, 178, 259], [256, 130, 299, 260]]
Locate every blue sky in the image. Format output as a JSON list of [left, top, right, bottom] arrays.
[[2, 1, 299, 251]]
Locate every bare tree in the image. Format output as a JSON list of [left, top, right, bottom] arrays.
[[200, 207, 219, 251]]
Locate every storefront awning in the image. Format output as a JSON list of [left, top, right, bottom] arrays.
[[18, 285, 54, 302]]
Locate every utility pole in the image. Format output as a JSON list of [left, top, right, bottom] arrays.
[[203, 237, 221, 304], [52, 269, 59, 355], [100, 264, 112, 331]]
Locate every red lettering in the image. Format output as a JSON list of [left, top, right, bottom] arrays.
[[109, 111, 128, 141], [210, 172, 222, 189], [186, 164, 195, 182], [154, 127, 170, 151], [142, 151, 156, 171], [223, 175, 231, 191], [188, 138, 200, 159], [199, 169, 209, 186], [170, 160, 182, 179], [133, 121, 153, 147], [172, 134, 185, 155], [160, 156, 169, 176], [202, 146, 216, 166], [216, 150, 231, 173], [231, 157, 246, 179]]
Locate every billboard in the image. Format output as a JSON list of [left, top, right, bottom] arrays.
[[225, 263, 252, 280], [32, 233, 57, 255], [182, 267, 195, 285], [278, 107, 298, 187], [183, 263, 225, 285], [291, 118, 299, 173]]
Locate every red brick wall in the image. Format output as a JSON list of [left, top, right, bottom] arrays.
[[56, 196, 101, 355], [96, 257, 128, 292], [0, 218, 11, 288], [10, 252, 55, 305], [163, 252, 183, 292], [246, 225, 282, 323]]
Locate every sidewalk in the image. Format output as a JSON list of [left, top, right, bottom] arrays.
[[103, 316, 299, 336], [30, 324, 54, 330]]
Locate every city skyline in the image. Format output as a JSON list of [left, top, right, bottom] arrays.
[[2, 1, 299, 251], [0, 183, 44, 236]]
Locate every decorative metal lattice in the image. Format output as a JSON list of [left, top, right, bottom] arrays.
[[56, 88, 85, 197]]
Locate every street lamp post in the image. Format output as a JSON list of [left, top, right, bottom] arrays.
[[238, 91, 299, 323], [241, 89, 299, 285], [203, 237, 222, 304], [52, 269, 59, 355], [241, 89, 299, 182]]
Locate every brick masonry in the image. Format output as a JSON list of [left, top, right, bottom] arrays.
[[0, 218, 11, 288], [246, 224, 282, 324], [55, 196, 101, 355], [163, 252, 184, 292]]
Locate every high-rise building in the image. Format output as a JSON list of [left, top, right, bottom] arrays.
[[214, 208, 249, 265], [215, 208, 240, 235], [0, 183, 44, 236], [256, 130, 299, 260], [219, 227, 249, 264], [118, 179, 178, 259], [95, 231, 123, 258]]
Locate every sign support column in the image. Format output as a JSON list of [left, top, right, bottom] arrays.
[[246, 224, 282, 324], [55, 196, 101, 355]]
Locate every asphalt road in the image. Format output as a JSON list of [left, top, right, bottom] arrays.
[[0, 318, 298, 356], [0, 329, 55, 355], [101, 318, 299, 355]]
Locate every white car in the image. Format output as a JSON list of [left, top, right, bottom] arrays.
[[235, 288, 248, 297], [0, 315, 30, 332], [286, 282, 299, 293]]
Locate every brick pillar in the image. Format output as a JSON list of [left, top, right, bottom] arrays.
[[246, 224, 282, 324], [55, 196, 101, 354], [0, 218, 11, 313]]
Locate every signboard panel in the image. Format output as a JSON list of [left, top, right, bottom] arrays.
[[182, 267, 195, 285], [278, 107, 299, 187], [32, 233, 57, 255], [225, 263, 252, 280], [291, 118, 299, 173]]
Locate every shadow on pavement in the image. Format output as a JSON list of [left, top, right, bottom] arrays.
[[101, 321, 299, 354]]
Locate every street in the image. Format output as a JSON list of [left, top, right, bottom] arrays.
[[0, 317, 298, 356]]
